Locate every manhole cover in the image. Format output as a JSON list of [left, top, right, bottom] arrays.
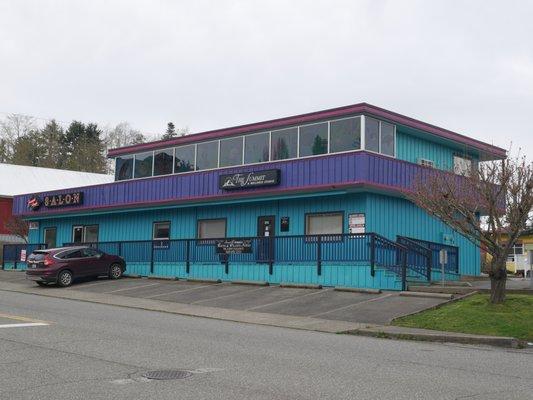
[[142, 370, 193, 380]]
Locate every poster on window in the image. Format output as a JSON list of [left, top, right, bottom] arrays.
[[349, 213, 365, 234]]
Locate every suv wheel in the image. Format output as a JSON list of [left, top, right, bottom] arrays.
[[57, 270, 73, 287], [109, 264, 122, 279]]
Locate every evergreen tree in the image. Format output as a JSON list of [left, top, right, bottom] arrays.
[[161, 122, 176, 140]]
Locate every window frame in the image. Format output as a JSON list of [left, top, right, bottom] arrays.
[[153, 148, 174, 176], [71, 225, 99, 244], [196, 218, 227, 242], [304, 211, 344, 242], [43, 227, 57, 249], [152, 221, 171, 240]]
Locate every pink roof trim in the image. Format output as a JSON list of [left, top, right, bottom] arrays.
[[107, 103, 506, 158]]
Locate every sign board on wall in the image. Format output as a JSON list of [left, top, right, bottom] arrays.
[[28, 221, 39, 230], [219, 169, 280, 190], [215, 239, 253, 254], [20, 250, 27, 262], [27, 192, 84, 211], [349, 213, 365, 234]]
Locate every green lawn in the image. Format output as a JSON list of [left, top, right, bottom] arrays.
[[394, 294, 533, 341]]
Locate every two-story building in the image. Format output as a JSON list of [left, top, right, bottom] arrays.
[[8, 103, 506, 290]]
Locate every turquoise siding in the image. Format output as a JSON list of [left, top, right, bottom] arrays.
[[396, 128, 479, 171], [365, 193, 480, 276], [28, 192, 480, 284]]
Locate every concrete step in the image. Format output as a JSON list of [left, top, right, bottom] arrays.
[[407, 285, 477, 295], [431, 280, 472, 287]]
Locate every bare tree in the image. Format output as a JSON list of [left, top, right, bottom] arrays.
[[4, 216, 29, 243], [0, 114, 37, 161], [409, 153, 533, 303]]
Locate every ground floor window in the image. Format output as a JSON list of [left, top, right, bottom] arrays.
[[305, 212, 343, 235], [72, 225, 99, 243], [153, 221, 170, 240], [197, 219, 226, 239], [43, 227, 57, 249]]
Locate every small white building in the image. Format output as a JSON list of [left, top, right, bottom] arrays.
[[0, 163, 113, 244]]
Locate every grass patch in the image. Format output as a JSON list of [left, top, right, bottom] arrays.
[[393, 294, 533, 341]]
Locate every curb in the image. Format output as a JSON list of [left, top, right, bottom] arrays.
[[400, 291, 453, 300], [279, 282, 322, 289], [186, 278, 222, 284], [231, 280, 269, 287], [147, 276, 179, 281], [345, 328, 526, 349], [123, 274, 142, 279], [334, 287, 381, 294]]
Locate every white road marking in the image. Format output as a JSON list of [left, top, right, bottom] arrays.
[[191, 286, 270, 304], [309, 293, 394, 317], [104, 283, 161, 293], [0, 322, 49, 328], [246, 288, 331, 311], [67, 279, 121, 289], [144, 283, 217, 299]]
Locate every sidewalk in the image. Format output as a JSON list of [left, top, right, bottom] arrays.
[[1, 278, 529, 349]]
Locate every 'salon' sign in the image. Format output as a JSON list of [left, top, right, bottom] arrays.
[[27, 192, 84, 211], [219, 169, 280, 190]]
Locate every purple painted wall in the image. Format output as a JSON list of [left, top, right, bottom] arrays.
[[13, 151, 427, 217]]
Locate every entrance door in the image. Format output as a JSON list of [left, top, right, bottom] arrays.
[[257, 216, 275, 262], [43, 228, 57, 249]]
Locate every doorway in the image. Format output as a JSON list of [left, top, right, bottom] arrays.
[[257, 216, 275, 262], [43, 227, 57, 249]]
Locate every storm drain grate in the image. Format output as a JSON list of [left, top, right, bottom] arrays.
[[142, 370, 193, 380]]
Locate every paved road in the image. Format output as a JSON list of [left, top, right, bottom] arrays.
[[0, 270, 446, 325], [0, 290, 531, 400]]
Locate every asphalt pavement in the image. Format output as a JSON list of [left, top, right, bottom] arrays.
[[0, 290, 532, 400]]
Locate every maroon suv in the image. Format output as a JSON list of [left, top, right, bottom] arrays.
[[25, 246, 126, 287]]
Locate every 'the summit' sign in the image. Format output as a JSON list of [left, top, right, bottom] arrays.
[[219, 169, 280, 190]]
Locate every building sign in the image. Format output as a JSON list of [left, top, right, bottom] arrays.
[[349, 213, 365, 234], [280, 217, 290, 232], [20, 249, 27, 262], [27, 196, 41, 211], [219, 169, 280, 190], [28, 221, 40, 230], [215, 239, 253, 254], [28, 192, 84, 211]]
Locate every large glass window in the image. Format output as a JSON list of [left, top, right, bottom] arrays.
[[72, 225, 99, 243], [174, 144, 195, 173], [197, 219, 226, 239], [305, 212, 343, 235], [299, 122, 328, 157], [153, 221, 170, 240], [134, 152, 153, 178], [380, 121, 395, 156], [329, 117, 361, 153], [115, 155, 133, 181], [365, 117, 380, 153], [153, 149, 174, 176], [244, 132, 270, 164], [196, 141, 218, 170], [219, 137, 243, 167], [271, 127, 297, 160]]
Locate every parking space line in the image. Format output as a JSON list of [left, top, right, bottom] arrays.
[[144, 283, 218, 299], [246, 288, 331, 311], [104, 283, 161, 294], [0, 312, 49, 324], [66, 279, 121, 289], [0, 322, 49, 329], [191, 286, 270, 305], [309, 293, 394, 318]]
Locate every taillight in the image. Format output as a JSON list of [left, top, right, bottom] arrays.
[[44, 255, 54, 266]]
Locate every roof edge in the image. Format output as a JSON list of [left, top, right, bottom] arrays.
[[107, 102, 507, 158]]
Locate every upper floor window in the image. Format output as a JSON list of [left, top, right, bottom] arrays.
[[453, 155, 472, 176], [299, 122, 328, 157], [365, 117, 395, 156], [113, 115, 397, 181], [134, 152, 153, 178], [115, 155, 133, 181]]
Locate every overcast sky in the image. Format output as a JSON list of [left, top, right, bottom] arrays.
[[0, 0, 532, 154]]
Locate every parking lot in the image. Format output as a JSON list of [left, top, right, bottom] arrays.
[[0, 270, 447, 325]]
